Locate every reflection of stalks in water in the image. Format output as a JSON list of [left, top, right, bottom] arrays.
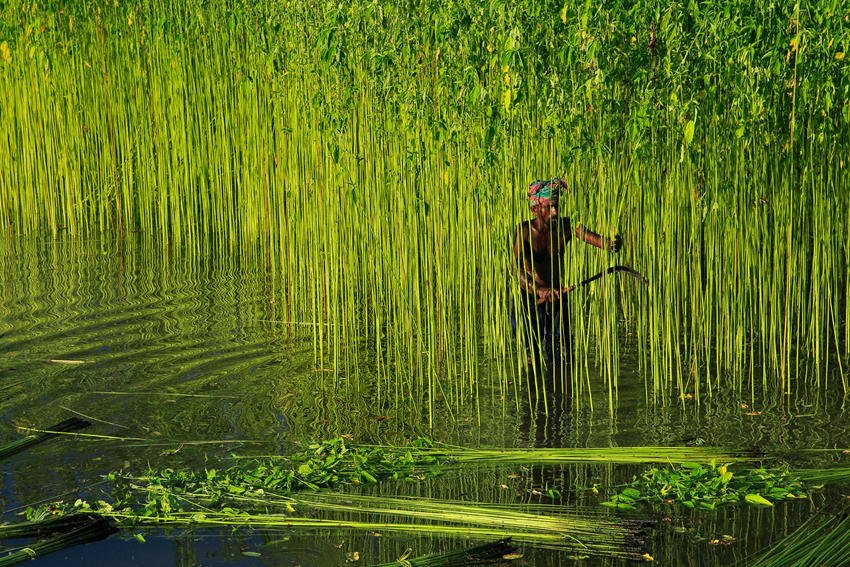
[[372, 537, 517, 567], [525, 369, 573, 447]]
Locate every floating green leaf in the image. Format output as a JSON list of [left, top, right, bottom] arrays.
[[744, 493, 773, 507]]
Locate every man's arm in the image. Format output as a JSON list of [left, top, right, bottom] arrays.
[[575, 225, 621, 252]]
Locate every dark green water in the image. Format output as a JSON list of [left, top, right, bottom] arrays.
[[1, 237, 848, 565]]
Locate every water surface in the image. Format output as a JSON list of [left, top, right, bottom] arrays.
[[1, 236, 847, 565]]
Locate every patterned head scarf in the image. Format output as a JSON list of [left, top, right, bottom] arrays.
[[528, 177, 567, 209]]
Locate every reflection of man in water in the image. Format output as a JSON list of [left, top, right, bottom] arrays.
[[512, 178, 620, 363]]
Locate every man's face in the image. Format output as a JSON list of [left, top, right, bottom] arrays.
[[536, 199, 559, 221]]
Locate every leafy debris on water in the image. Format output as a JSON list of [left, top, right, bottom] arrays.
[[601, 463, 807, 511]]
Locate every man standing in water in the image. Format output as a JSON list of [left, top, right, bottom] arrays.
[[513, 177, 621, 363]]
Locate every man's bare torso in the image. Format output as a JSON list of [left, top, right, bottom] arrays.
[[515, 218, 572, 294]]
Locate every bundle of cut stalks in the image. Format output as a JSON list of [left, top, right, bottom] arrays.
[[0, 514, 116, 567], [0, 418, 91, 462]]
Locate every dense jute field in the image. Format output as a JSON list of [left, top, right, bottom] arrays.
[[1, 1, 848, 414]]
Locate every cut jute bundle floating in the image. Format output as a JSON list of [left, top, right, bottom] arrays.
[[0, 514, 116, 567], [0, 419, 116, 566], [0, 418, 91, 462]]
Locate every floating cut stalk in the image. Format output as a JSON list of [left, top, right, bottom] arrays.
[[411, 446, 751, 465]]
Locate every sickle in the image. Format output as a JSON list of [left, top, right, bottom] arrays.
[[566, 265, 648, 293]]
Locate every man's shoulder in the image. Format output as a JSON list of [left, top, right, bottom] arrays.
[[514, 219, 534, 233]]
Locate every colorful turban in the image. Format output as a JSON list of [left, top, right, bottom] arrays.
[[528, 177, 567, 209]]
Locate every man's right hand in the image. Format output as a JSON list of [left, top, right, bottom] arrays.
[[537, 288, 559, 304], [608, 234, 623, 253]]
